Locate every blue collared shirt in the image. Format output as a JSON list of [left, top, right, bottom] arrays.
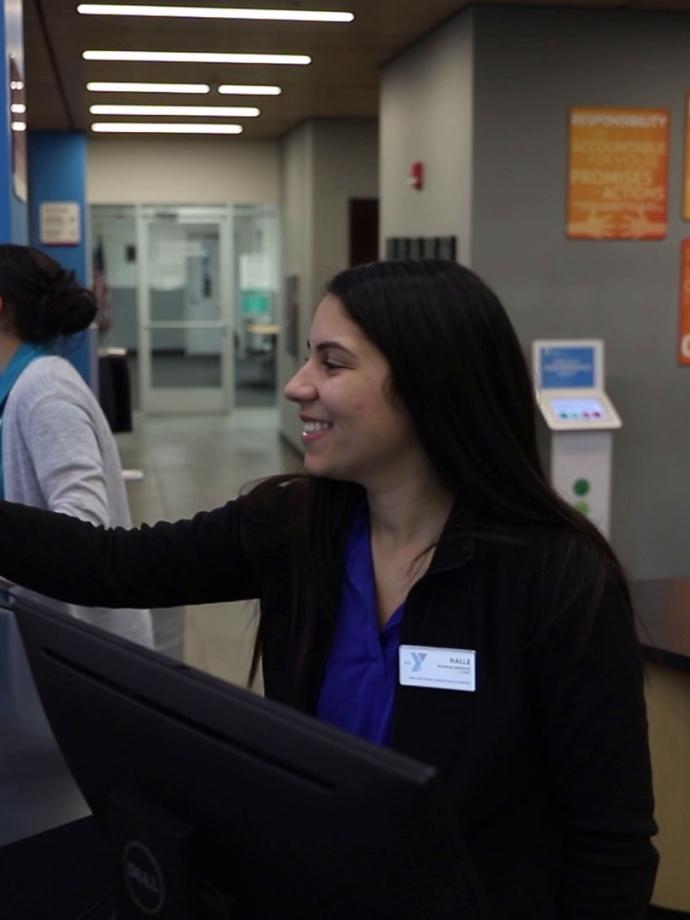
[[316, 505, 404, 746]]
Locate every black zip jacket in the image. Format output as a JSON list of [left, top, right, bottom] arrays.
[[0, 491, 658, 918]]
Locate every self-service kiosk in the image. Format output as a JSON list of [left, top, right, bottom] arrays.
[[532, 340, 621, 537]]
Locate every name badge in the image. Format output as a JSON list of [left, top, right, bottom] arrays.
[[399, 645, 476, 692]]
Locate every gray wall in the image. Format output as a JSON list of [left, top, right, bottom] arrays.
[[279, 119, 379, 450], [279, 122, 316, 448], [470, 6, 690, 577], [312, 119, 380, 304], [380, 4, 690, 578], [380, 10, 474, 261], [88, 137, 281, 205]]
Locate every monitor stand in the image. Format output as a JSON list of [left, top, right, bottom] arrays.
[[107, 791, 232, 919]]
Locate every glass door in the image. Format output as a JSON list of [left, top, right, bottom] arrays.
[[137, 205, 233, 413], [233, 205, 280, 407]]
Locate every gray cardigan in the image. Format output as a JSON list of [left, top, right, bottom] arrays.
[[2, 355, 153, 646]]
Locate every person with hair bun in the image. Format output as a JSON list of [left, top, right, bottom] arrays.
[[0, 258, 657, 917], [0, 243, 153, 646]]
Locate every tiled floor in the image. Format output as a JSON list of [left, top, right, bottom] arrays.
[[115, 407, 303, 691]]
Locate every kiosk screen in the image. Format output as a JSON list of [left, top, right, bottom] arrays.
[[550, 397, 606, 422]]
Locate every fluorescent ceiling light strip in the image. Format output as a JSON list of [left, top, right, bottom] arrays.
[[77, 4, 354, 22], [87, 81, 210, 93], [91, 122, 244, 134], [83, 50, 311, 65], [10, 103, 26, 113], [11, 122, 26, 132], [218, 84, 281, 95], [90, 104, 260, 116]]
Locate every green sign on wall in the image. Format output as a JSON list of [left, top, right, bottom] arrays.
[[241, 288, 271, 316]]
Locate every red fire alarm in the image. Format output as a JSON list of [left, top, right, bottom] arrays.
[[408, 161, 424, 190]]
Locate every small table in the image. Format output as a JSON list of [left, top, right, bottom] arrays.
[[245, 322, 279, 337]]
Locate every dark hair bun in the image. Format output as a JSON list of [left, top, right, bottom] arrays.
[[0, 245, 98, 343], [40, 268, 97, 338]]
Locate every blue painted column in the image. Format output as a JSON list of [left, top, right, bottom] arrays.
[[27, 131, 95, 386], [0, 0, 28, 243]]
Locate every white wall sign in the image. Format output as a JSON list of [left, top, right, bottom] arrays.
[[39, 202, 81, 245], [239, 253, 271, 289]]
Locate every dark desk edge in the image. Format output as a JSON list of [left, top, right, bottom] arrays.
[[632, 579, 690, 675]]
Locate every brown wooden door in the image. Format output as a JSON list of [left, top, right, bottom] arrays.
[[349, 198, 379, 266]]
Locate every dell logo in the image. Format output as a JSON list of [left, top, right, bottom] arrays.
[[127, 861, 160, 895], [123, 841, 166, 915]]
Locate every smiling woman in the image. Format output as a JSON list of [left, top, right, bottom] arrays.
[[285, 293, 424, 492], [0, 259, 657, 919]]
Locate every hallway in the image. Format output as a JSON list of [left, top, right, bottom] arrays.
[[116, 408, 302, 689]]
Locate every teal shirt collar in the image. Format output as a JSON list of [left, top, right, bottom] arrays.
[[0, 342, 54, 410]]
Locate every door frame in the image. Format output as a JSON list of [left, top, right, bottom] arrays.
[[136, 204, 234, 414]]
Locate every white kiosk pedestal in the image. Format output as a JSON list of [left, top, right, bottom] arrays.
[[533, 340, 621, 538]]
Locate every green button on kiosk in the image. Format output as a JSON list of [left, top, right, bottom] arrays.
[[532, 340, 621, 537]]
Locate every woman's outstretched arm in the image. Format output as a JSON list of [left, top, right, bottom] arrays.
[[0, 498, 261, 610]]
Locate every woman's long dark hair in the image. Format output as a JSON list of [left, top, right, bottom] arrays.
[[246, 260, 627, 686]]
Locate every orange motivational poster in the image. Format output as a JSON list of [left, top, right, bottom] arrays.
[[684, 94, 690, 220], [679, 240, 690, 365], [567, 106, 669, 240]]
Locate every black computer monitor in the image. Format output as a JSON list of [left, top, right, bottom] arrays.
[[14, 593, 480, 920]]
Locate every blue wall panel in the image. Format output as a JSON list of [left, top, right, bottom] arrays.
[[28, 132, 93, 385]]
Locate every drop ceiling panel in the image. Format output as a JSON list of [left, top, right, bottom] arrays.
[[23, 0, 690, 137]]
